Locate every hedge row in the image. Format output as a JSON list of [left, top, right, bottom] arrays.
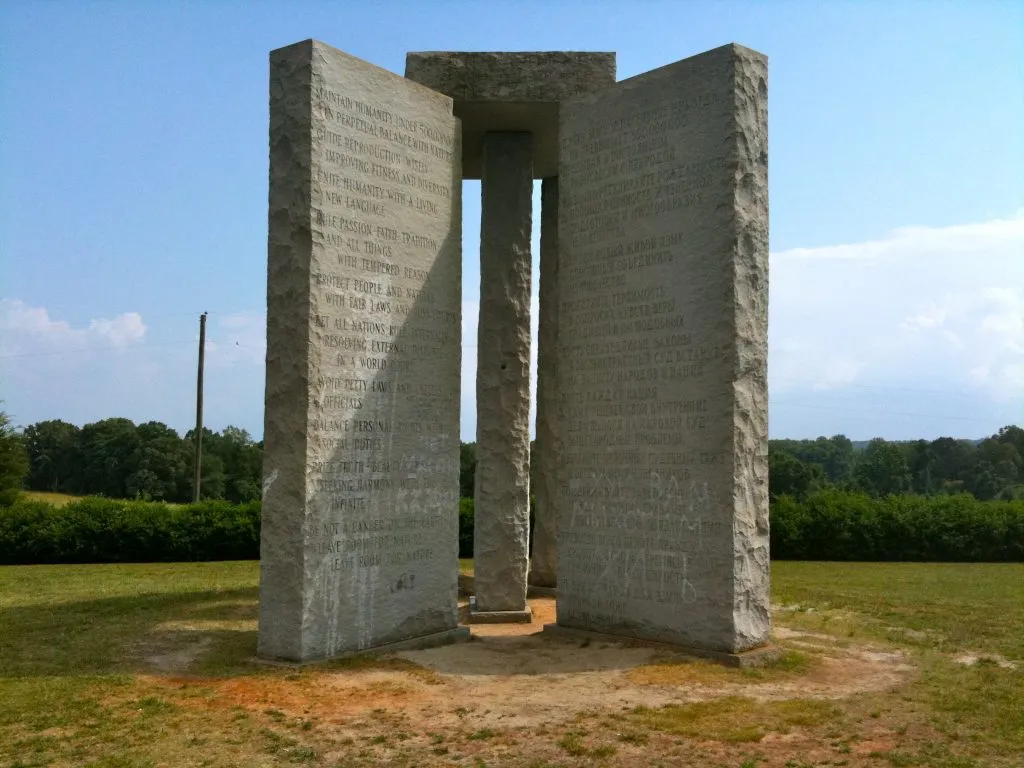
[[1, 491, 1021, 565], [0, 497, 260, 565], [771, 490, 1024, 562], [0, 496, 478, 565]]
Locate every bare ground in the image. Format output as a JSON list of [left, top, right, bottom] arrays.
[[127, 596, 922, 766]]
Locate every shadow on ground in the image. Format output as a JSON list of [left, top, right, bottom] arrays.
[[0, 586, 260, 679], [0, 589, 666, 679]]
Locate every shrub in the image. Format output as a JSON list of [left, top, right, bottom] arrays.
[[771, 490, 1024, 562], [3, 490, 1018, 566], [458, 497, 474, 558], [0, 497, 260, 565]]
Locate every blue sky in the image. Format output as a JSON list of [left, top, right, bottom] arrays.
[[1, 0, 1021, 442]]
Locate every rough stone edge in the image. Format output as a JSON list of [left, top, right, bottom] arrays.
[[252, 627, 471, 668], [727, 43, 772, 652], [541, 624, 784, 668], [258, 39, 315, 663]]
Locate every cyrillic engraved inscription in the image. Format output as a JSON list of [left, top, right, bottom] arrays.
[[556, 46, 770, 654]]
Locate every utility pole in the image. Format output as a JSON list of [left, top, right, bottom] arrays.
[[193, 312, 208, 503]]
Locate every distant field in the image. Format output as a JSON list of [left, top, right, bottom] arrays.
[[16, 491, 189, 509], [19, 490, 84, 507], [0, 560, 1020, 766]]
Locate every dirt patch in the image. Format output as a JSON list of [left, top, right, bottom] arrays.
[[108, 597, 946, 767], [143, 635, 214, 674], [456, 594, 557, 636], [139, 599, 911, 733], [953, 652, 1017, 669]]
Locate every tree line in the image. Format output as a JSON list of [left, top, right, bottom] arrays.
[[766, 428, 1024, 501], [462, 426, 1024, 503], [3, 416, 263, 504], [2, 411, 1022, 506]]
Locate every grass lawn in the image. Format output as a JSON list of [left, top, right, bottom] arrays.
[[18, 491, 84, 507], [0, 561, 1021, 767]]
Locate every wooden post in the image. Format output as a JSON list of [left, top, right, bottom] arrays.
[[193, 311, 207, 503]]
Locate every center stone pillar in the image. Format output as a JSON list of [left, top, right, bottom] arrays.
[[472, 131, 533, 622], [528, 176, 559, 592]]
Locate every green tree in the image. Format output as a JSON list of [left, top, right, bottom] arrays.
[[460, 441, 476, 498], [218, 426, 262, 502], [0, 409, 30, 505], [976, 436, 1022, 485], [78, 418, 141, 498], [928, 436, 976, 494], [128, 421, 191, 500], [196, 453, 227, 500], [819, 434, 856, 485], [23, 419, 81, 492], [855, 438, 911, 496], [965, 436, 1022, 500], [770, 434, 853, 486], [905, 439, 938, 495], [768, 448, 822, 500], [183, 426, 262, 502], [995, 424, 1024, 459]]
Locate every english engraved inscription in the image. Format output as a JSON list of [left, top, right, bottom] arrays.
[[258, 40, 461, 663]]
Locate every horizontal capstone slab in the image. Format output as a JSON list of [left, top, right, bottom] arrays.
[[405, 52, 616, 178]]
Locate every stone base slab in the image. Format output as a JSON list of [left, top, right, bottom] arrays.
[[468, 597, 533, 624], [254, 627, 471, 667], [469, 608, 533, 624], [541, 624, 784, 668]]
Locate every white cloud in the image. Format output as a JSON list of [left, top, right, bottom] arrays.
[[812, 358, 863, 391], [4, 209, 1020, 441], [769, 209, 1024, 431], [0, 299, 147, 356], [0, 301, 267, 435]]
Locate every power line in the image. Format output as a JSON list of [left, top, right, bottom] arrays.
[[0, 340, 196, 359], [0, 308, 267, 335], [0, 309, 208, 331], [770, 401, 1000, 423], [769, 376, 984, 399]]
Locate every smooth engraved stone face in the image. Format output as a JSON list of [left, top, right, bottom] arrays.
[[555, 44, 770, 654], [259, 40, 462, 663]]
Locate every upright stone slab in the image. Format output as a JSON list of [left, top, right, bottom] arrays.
[[473, 132, 533, 616], [529, 176, 560, 589], [554, 44, 770, 653], [258, 40, 464, 663]]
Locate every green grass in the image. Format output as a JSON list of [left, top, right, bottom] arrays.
[[0, 561, 259, 678], [0, 560, 1020, 767], [627, 697, 842, 743], [19, 490, 84, 507], [772, 561, 1024, 657]]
